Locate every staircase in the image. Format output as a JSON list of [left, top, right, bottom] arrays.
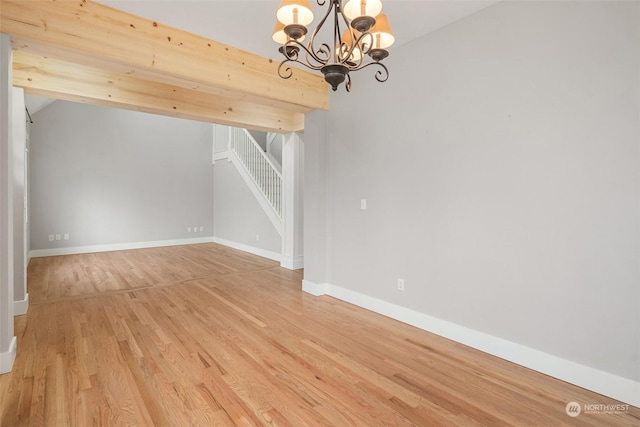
[[213, 125, 284, 236]]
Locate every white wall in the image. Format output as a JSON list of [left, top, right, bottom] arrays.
[[29, 101, 214, 253], [304, 0, 639, 404]]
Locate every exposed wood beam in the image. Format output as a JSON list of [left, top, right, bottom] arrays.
[[13, 50, 304, 133], [0, 0, 328, 114]]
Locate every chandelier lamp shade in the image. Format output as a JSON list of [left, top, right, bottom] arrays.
[[273, 0, 395, 92]]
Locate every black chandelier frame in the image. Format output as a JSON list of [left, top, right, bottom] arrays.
[[277, 0, 390, 92]]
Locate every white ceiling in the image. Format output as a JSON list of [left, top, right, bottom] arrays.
[[26, 0, 500, 114]]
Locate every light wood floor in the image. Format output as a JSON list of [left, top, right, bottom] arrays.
[[1, 244, 638, 426]]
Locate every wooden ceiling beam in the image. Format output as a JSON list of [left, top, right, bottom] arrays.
[[13, 50, 304, 133], [1, 0, 328, 114]]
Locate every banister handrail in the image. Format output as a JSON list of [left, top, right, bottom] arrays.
[[241, 128, 282, 178]]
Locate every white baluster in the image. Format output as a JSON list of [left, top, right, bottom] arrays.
[[229, 127, 283, 219]]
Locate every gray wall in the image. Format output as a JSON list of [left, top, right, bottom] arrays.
[[25, 120, 31, 258], [247, 129, 267, 151], [30, 101, 214, 249], [213, 160, 281, 253], [303, 110, 328, 282], [268, 134, 283, 169], [12, 88, 26, 305], [304, 0, 639, 382]]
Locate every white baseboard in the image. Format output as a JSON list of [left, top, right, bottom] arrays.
[[302, 279, 327, 296], [213, 237, 282, 263], [14, 293, 28, 316], [29, 237, 215, 258], [0, 336, 17, 374], [302, 280, 640, 408], [281, 255, 304, 270]]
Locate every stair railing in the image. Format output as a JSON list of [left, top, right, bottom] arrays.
[[230, 127, 283, 219]]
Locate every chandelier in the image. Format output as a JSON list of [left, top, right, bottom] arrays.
[[272, 0, 395, 92]]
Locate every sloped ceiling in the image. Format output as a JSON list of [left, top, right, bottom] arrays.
[[96, 0, 500, 59]]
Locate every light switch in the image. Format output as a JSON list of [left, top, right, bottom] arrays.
[[360, 199, 367, 210]]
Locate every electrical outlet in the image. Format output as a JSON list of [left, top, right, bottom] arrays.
[[63, 233, 69, 240], [360, 199, 367, 210], [48, 234, 54, 242], [256, 234, 260, 241], [187, 227, 192, 233], [199, 226, 203, 232], [397, 278, 405, 291], [55, 234, 61, 241], [193, 225, 198, 233]]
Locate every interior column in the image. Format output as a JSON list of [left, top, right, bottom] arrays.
[[0, 33, 16, 373], [281, 132, 304, 270]]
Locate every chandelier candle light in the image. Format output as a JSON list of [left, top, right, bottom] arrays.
[[273, 0, 395, 92]]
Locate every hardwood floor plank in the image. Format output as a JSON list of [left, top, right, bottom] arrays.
[[2, 243, 638, 426]]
